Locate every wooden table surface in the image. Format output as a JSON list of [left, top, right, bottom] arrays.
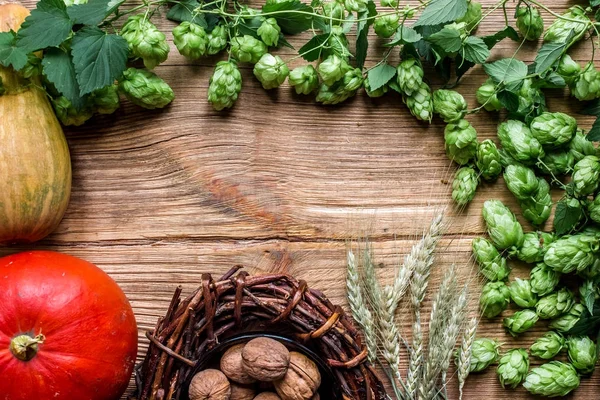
[[4, 0, 599, 398]]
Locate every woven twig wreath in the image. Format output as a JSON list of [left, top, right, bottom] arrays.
[[131, 266, 388, 400]]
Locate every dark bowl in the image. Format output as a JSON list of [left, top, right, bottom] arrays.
[[182, 332, 341, 399]]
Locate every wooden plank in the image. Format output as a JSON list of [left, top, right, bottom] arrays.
[[4, 0, 598, 398]]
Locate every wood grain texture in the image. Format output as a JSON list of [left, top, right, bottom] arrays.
[[3, 0, 599, 398]]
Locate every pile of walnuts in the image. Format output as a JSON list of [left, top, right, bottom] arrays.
[[189, 337, 322, 400]]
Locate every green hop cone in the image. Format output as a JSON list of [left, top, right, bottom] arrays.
[[173, 22, 208, 60], [316, 84, 350, 105], [444, 119, 477, 165], [503, 309, 539, 337], [467, 338, 501, 372], [536, 150, 575, 176], [544, 5, 590, 43], [566, 336, 597, 374], [472, 237, 511, 281], [588, 194, 600, 223], [452, 167, 478, 206], [516, 6, 544, 41], [404, 81, 433, 122], [253, 53, 289, 90], [571, 63, 600, 101], [207, 61, 242, 111], [550, 303, 585, 332], [476, 79, 502, 112], [21, 54, 42, 79], [396, 58, 424, 96], [373, 14, 399, 39], [515, 78, 546, 119], [52, 96, 94, 126], [536, 288, 575, 319], [121, 15, 169, 70], [523, 361, 580, 397], [497, 120, 544, 165], [531, 331, 565, 359], [433, 89, 467, 123], [63, 0, 87, 6], [380, 0, 398, 6], [503, 164, 539, 201], [530, 263, 560, 297], [519, 178, 552, 226], [569, 130, 597, 162], [119, 68, 174, 109], [325, 26, 351, 60], [557, 54, 581, 86], [342, 0, 367, 13], [579, 257, 600, 279], [207, 25, 228, 55], [288, 65, 319, 95], [509, 278, 538, 308], [544, 233, 599, 273], [257, 18, 281, 46], [480, 281, 510, 318], [572, 155, 600, 197], [318, 55, 348, 86], [90, 84, 120, 115], [322, 1, 345, 25], [476, 139, 502, 181], [364, 76, 388, 98], [530, 112, 577, 148], [230, 35, 267, 64], [517, 232, 555, 264], [497, 349, 529, 389], [456, 1, 482, 32], [482, 199, 524, 251]]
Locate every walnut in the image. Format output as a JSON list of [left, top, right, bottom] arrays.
[[221, 344, 257, 384], [230, 382, 256, 400], [189, 369, 231, 400], [242, 337, 290, 381], [253, 393, 281, 400], [274, 352, 321, 400]]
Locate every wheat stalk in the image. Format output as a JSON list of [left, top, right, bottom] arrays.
[[346, 249, 378, 362], [456, 316, 478, 400]]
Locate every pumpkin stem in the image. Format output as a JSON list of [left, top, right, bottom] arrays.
[[9, 333, 45, 361]]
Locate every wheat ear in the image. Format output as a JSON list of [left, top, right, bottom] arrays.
[[346, 249, 378, 362], [457, 316, 478, 400]]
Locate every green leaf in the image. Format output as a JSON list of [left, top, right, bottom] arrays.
[[582, 280, 596, 315], [16, 0, 73, 53], [553, 199, 583, 235], [262, 0, 314, 34], [388, 79, 401, 93], [342, 13, 355, 34], [355, 0, 377, 69], [166, 0, 207, 28], [415, 0, 467, 27], [299, 33, 328, 62], [237, 15, 264, 39], [539, 71, 566, 88], [42, 47, 83, 108], [71, 26, 128, 96], [483, 58, 528, 91], [385, 26, 422, 47], [462, 36, 489, 64], [592, 0, 600, 8], [534, 32, 573, 74], [587, 117, 600, 142], [414, 24, 443, 64], [497, 90, 519, 112], [67, 0, 124, 26], [0, 32, 28, 70], [428, 25, 462, 52], [483, 26, 519, 48], [568, 302, 600, 336], [367, 63, 396, 92]]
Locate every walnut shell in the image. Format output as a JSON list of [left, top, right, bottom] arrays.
[[274, 352, 321, 400], [189, 369, 231, 400], [242, 337, 290, 381], [253, 393, 281, 400], [221, 344, 257, 384], [230, 383, 256, 400]]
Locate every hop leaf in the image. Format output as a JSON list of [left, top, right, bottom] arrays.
[[456, 1, 482, 31], [364, 75, 389, 98], [119, 67, 174, 109], [253, 53, 289, 90], [444, 119, 478, 164], [497, 349, 529, 389], [207, 61, 242, 111], [523, 361, 580, 397]]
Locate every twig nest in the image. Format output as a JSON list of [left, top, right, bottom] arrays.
[[189, 369, 231, 400], [274, 352, 321, 400], [242, 337, 290, 381], [230, 383, 256, 400], [221, 344, 257, 384], [254, 393, 282, 400]]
